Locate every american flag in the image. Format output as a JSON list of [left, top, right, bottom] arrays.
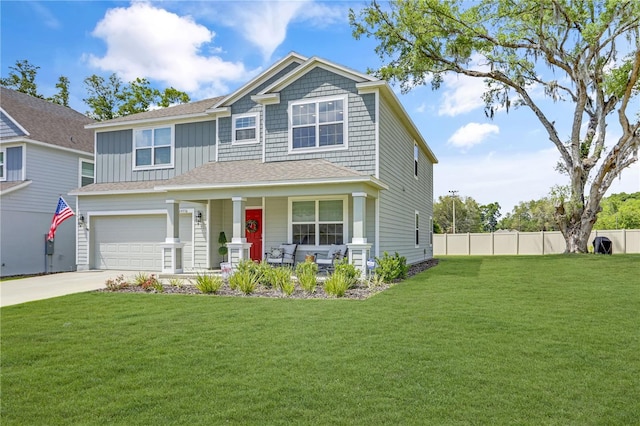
[[47, 197, 75, 241]]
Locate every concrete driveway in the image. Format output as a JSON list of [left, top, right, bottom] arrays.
[[1, 270, 140, 307]]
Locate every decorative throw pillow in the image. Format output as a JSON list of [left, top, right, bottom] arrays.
[[269, 248, 283, 258]]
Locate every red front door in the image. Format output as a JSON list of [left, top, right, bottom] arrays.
[[245, 209, 263, 261]]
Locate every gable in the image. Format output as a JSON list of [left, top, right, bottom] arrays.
[[1, 110, 27, 138]]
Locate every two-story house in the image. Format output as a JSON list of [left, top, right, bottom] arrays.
[[1, 87, 95, 277], [72, 53, 437, 275]]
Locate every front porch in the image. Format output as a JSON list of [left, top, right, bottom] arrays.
[[160, 190, 378, 278]]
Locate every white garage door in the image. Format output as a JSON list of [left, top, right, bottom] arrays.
[[93, 214, 193, 271]]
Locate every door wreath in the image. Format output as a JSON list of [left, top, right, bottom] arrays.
[[246, 219, 259, 233]]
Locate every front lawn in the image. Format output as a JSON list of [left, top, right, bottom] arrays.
[[2, 255, 639, 424]]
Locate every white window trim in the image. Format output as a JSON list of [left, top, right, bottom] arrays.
[[288, 195, 349, 246], [287, 94, 349, 154], [415, 210, 420, 248], [414, 142, 419, 179], [0, 147, 6, 182], [429, 216, 433, 247], [232, 112, 260, 145], [78, 158, 95, 187], [132, 125, 175, 171]]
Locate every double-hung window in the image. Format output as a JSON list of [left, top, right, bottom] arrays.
[[134, 126, 173, 169], [290, 95, 347, 151], [414, 143, 419, 178], [291, 198, 346, 245], [80, 160, 94, 187], [0, 149, 5, 181], [232, 113, 259, 144], [415, 211, 420, 247]]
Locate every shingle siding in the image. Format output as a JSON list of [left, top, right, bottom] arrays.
[[1, 111, 24, 138], [264, 67, 376, 174]]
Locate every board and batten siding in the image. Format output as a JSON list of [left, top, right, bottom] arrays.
[[263, 67, 377, 174], [378, 96, 434, 264], [95, 121, 216, 183]]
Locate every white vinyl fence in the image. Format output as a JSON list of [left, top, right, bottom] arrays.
[[434, 229, 640, 255]]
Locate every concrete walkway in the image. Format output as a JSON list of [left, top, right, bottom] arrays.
[[1, 270, 142, 307]]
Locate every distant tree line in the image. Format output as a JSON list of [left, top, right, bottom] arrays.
[[0, 59, 190, 121], [434, 192, 640, 233]]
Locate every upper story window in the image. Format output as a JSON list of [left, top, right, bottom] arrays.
[[80, 160, 94, 187], [414, 143, 419, 178], [0, 149, 5, 181], [134, 126, 173, 169], [232, 113, 259, 144], [289, 95, 347, 152]]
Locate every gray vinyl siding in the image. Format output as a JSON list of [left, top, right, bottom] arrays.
[[264, 196, 289, 251], [95, 121, 216, 183], [1, 144, 91, 276], [1, 111, 25, 138], [5, 146, 23, 180], [378, 97, 433, 264], [263, 67, 376, 174]]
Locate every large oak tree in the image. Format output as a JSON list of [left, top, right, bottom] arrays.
[[351, 0, 640, 252]]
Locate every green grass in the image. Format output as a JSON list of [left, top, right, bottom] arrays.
[[2, 255, 639, 424]]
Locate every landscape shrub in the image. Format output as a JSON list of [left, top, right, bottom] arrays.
[[169, 278, 184, 288], [138, 274, 162, 292], [323, 272, 352, 297], [333, 260, 360, 287], [375, 252, 408, 282], [254, 260, 274, 287], [193, 273, 223, 294], [229, 269, 258, 294], [295, 261, 318, 293], [271, 267, 294, 295], [105, 274, 129, 291]]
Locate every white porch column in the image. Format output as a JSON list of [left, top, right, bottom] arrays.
[[226, 196, 251, 268], [348, 192, 372, 278], [161, 199, 184, 273]]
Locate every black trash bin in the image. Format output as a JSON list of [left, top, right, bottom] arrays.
[[593, 236, 612, 254]]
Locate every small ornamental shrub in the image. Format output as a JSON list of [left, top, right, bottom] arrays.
[[323, 272, 353, 297], [296, 261, 318, 293], [254, 260, 274, 287], [133, 272, 150, 287], [333, 260, 360, 287], [169, 278, 184, 288], [270, 267, 294, 295], [193, 273, 223, 294], [230, 269, 258, 295], [375, 252, 408, 282], [105, 274, 128, 291], [139, 274, 162, 292]]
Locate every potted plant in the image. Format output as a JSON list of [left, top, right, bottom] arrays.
[[218, 231, 228, 262]]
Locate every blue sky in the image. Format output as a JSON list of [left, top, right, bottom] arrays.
[[2, 0, 638, 214]]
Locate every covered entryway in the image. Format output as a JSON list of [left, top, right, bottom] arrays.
[[93, 214, 193, 271]]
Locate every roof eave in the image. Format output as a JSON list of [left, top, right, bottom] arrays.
[[155, 176, 389, 192]]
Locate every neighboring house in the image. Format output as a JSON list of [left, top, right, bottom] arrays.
[[1, 87, 95, 277], [72, 53, 437, 275]]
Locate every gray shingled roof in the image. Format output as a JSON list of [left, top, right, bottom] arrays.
[[0, 180, 31, 193], [86, 96, 225, 126], [0, 87, 95, 153], [72, 159, 377, 194]]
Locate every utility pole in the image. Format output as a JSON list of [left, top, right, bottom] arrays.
[[448, 190, 459, 234]]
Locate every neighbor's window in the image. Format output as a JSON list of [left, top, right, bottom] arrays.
[[429, 216, 433, 247], [0, 149, 4, 181], [414, 143, 419, 177], [80, 160, 94, 187], [134, 126, 173, 168], [232, 113, 259, 144], [290, 95, 347, 151], [291, 198, 345, 245]]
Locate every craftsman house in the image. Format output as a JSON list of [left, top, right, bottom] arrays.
[[1, 87, 95, 276], [72, 53, 437, 275]]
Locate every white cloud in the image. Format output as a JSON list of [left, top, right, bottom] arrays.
[[29, 2, 61, 29], [86, 2, 253, 94], [437, 54, 490, 117], [448, 123, 499, 150], [434, 148, 640, 213]]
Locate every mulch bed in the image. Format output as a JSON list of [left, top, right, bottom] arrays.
[[98, 259, 439, 300]]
